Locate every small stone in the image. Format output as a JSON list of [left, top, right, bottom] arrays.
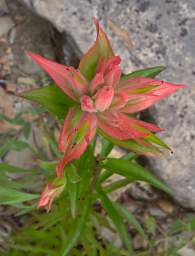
[[17, 77, 36, 86], [0, 16, 14, 37], [148, 206, 166, 218], [133, 234, 148, 250], [101, 227, 122, 248], [2, 63, 11, 74], [178, 246, 195, 256], [5, 82, 16, 93], [0, 0, 9, 13], [0, 58, 5, 64], [158, 199, 174, 215]]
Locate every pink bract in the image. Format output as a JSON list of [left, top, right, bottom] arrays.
[[27, 18, 185, 179]]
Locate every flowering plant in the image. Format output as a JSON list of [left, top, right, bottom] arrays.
[[18, 18, 185, 255]]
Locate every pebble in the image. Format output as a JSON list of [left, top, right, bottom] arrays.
[[0, 16, 14, 37], [133, 234, 148, 250], [17, 77, 36, 86], [158, 199, 174, 215]]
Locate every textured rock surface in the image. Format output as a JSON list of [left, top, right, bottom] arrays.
[[18, 0, 195, 209]]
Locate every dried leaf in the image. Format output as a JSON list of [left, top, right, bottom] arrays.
[[107, 18, 133, 50]]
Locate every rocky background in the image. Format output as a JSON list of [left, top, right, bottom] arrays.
[[0, 0, 195, 254], [15, 0, 195, 210]]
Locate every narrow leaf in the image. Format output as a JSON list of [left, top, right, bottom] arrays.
[[61, 195, 91, 256], [0, 187, 39, 205], [79, 19, 114, 80], [0, 140, 33, 158], [114, 203, 146, 237], [97, 185, 133, 255], [101, 158, 172, 195], [0, 163, 33, 173], [121, 66, 166, 80], [66, 164, 81, 183], [99, 129, 163, 157], [21, 84, 76, 119], [100, 137, 114, 158]]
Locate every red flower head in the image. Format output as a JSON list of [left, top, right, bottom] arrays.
[[37, 177, 65, 212], [27, 18, 185, 177]]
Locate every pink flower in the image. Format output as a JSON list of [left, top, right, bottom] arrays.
[[27, 18, 185, 177], [37, 178, 65, 212]]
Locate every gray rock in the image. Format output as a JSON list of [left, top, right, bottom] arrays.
[[0, 0, 14, 36], [0, 16, 14, 37], [18, 0, 195, 209]]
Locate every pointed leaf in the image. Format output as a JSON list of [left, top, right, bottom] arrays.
[[65, 164, 81, 218], [114, 203, 146, 238], [121, 66, 166, 80], [0, 163, 34, 173], [79, 19, 114, 81], [21, 84, 76, 119], [27, 52, 87, 100], [39, 160, 56, 172], [101, 158, 173, 195], [97, 185, 133, 255], [66, 164, 81, 183], [0, 140, 33, 158], [61, 195, 92, 256], [98, 128, 163, 157], [100, 137, 114, 157], [0, 187, 39, 205]]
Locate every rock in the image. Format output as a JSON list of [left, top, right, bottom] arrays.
[[18, 0, 195, 209], [178, 246, 195, 256], [148, 206, 167, 218], [158, 199, 174, 215], [100, 227, 122, 248], [0, 0, 14, 36], [0, 0, 14, 37], [0, 16, 14, 37], [17, 77, 36, 86], [133, 234, 148, 250], [0, 0, 9, 13]]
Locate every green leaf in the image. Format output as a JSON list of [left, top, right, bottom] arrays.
[[21, 84, 76, 119], [121, 66, 166, 80], [144, 215, 156, 235], [61, 195, 92, 256], [0, 187, 39, 205], [66, 164, 80, 218], [98, 129, 163, 157], [97, 185, 133, 255], [93, 212, 115, 232], [67, 179, 78, 218], [39, 160, 56, 172], [65, 164, 81, 183], [0, 163, 33, 173], [114, 203, 146, 238], [98, 170, 113, 183], [0, 140, 33, 158], [79, 20, 114, 81], [100, 137, 114, 158], [9, 244, 54, 254], [145, 134, 170, 149], [120, 152, 137, 161], [75, 146, 94, 198], [23, 122, 31, 139], [101, 158, 172, 195], [104, 178, 131, 194]]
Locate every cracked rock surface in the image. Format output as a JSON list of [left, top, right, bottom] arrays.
[[18, 0, 195, 209]]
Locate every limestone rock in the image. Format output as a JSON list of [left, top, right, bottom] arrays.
[[18, 0, 195, 209]]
